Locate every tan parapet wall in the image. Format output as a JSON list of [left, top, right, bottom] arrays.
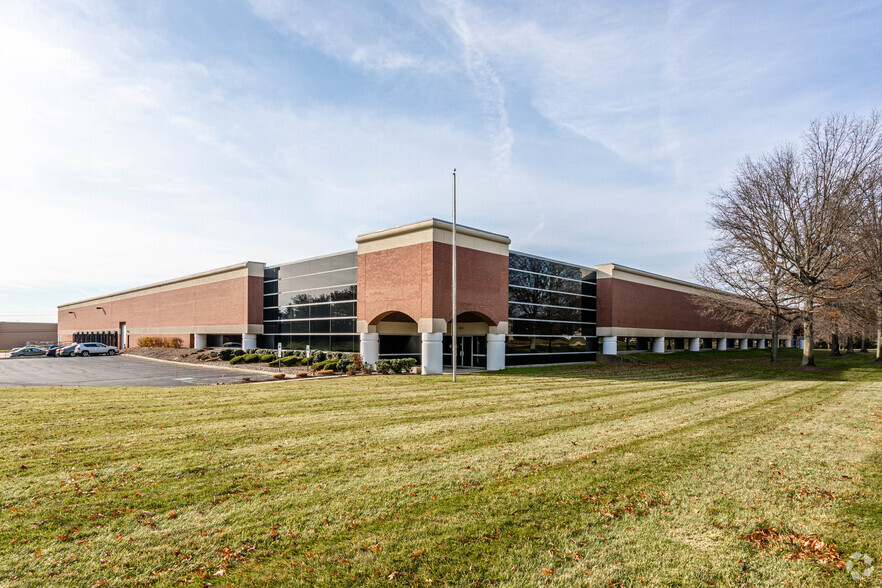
[[594, 263, 711, 296], [58, 261, 265, 310], [356, 218, 510, 256]]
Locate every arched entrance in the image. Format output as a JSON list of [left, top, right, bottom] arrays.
[[444, 311, 493, 368]]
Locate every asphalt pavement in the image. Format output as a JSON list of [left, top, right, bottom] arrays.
[[0, 355, 276, 387]]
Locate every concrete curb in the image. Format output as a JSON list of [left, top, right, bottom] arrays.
[[119, 353, 366, 383]]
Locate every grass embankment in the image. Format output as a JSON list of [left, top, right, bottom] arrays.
[[0, 349, 880, 586]]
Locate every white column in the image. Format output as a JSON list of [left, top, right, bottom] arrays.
[[651, 337, 665, 353], [194, 333, 207, 349], [360, 333, 379, 365], [486, 333, 506, 371], [689, 337, 700, 352], [242, 333, 257, 350], [798, 337, 805, 349], [758, 339, 766, 349], [784, 338, 792, 348], [740, 338, 749, 350], [717, 338, 728, 351], [420, 332, 443, 375], [602, 336, 618, 355]]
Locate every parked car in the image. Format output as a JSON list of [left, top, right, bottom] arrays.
[[10, 346, 47, 357], [74, 342, 118, 356], [222, 342, 242, 348], [57, 344, 78, 357], [45, 345, 64, 357]]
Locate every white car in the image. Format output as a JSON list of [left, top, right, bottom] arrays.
[[74, 342, 118, 357]]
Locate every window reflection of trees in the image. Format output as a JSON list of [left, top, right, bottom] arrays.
[[507, 253, 597, 355]]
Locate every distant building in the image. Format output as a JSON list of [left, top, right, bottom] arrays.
[[58, 219, 776, 373], [0, 322, 58, 349]]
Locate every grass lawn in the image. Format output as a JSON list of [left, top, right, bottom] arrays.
[[1, 349, 880, 586]]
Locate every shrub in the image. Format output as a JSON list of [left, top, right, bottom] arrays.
[[311, 350, 326, 363], [233, 349, 245, 357], [272, 373, 286, 380], [351, 353, 363, 371], [317, 369, 335, 375], [218, 348, 235, 361], [337, 358, 352, 373], [313, 358, 339, 371], [375, 358, 417, 374], [241, 354, 259, 364], [362, 362, 374, 374], [138, 336, 183, 349], [268, 358, 281, 367], [301, 357, 310, 366], [229, 355, 245, 365], [295, 372, 309, 378], [258, 354, 276, 363], [397, 357, 417, 373], [281, 355, 301, 367]]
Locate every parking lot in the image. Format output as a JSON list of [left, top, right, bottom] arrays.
[[0, 355, 277, 387]]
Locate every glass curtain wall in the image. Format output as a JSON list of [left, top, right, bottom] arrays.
[[261, 251, 359, 352], [506, 251, 597, 365]]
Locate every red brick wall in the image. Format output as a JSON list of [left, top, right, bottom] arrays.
[[357, 242, 509, 326], [58, 275, 260, 345], [358, 242, 433, 324], [431, 243, 508, 325], [597, 278, 761, 333]]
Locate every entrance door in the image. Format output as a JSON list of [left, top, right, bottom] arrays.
[[457, 336, 473, 368]]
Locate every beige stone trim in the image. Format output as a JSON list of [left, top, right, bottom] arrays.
[[418, 318, 448, 334], [488, 321, 509, 335], [595, 263, 712, 296], [58, 261, 265, 310], [59, 324, 263, 336], [452, 322, 490, 335], [356, 218, 510, 256], [356, 320, 376, 334], [375, 322, 418, 335], [597, 327, 768, 339]]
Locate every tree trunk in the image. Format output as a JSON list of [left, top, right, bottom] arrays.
[[876, 291, 882, 362], [846, 335, 855, 354], [802, 299, 815, 367], [860, 329, 868, 353], [830, 331, 841, 357], [770, 315, 779, 363]]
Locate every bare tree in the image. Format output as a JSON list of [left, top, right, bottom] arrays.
[[695, 245, 797, 362], [703, 113, 882, 366], [854, 169, 882, 361]]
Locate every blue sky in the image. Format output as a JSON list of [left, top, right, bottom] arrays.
[[1, 0, 880, 322]]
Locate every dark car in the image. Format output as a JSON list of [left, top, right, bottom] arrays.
[[57, 344, 79, 357], [45, 345, 64, 357]]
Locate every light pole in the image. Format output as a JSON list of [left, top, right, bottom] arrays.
[[452, 168, 457, 383]]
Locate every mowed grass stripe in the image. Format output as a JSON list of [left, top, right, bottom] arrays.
[[0, 351, 879, 587]]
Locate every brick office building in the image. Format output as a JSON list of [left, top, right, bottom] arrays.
[[58, 219, 782, 374]]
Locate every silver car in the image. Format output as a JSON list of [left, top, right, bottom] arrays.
[[10, 346, 47, 357], [74, 342, 118, 357]]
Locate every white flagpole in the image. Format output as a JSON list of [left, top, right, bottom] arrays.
[[452, 169, 457, 383]]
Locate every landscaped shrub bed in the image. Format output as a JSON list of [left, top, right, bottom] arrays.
[[138, 336, 183, 348]]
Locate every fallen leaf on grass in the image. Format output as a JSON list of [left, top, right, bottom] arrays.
[[741, 527, 844, 570]]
